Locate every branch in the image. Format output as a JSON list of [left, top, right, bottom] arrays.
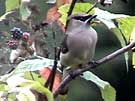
[[53, 41, 135, 98], [65, 0, 77, 30]]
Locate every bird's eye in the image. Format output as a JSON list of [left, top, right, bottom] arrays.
[[79, 17, 84, 21]]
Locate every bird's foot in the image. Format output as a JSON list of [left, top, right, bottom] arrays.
[[69, 70, 76, 79], [88, 61, 98, 68]]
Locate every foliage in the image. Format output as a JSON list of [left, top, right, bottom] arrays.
[[0, 0, 135, 101], [0, 72, 54, 101], [57, 3, 135, 71], [5, 0, 20, 12], [82, 71, 116, 101], [58, 3, 95, 26]]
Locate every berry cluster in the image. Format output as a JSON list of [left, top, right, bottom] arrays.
[[8, 27, 31, 49], [10, 27, 23, 40]]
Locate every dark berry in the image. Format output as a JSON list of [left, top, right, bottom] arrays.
[[10, 27, 23, 40]]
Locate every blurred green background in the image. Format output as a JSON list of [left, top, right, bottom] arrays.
[[0, 0, 135, 101]]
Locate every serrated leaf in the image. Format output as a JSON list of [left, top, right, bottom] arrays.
[[81, 71, 116, 101], [6, 0, 21, 12], [19, 2, 31, 21], [58, 3, 94, 26]]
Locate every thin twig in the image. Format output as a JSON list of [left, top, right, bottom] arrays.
[[65, 0, 78, 30], [86, 2, 98, 14], [45, 28, 58, 91], [53, 41, 135, 98]]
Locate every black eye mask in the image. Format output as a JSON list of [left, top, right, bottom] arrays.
[[73, 15, 92, 21], [72, 14, 97, 23]]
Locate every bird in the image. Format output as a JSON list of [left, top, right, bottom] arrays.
[[59, 14, 98, 94]]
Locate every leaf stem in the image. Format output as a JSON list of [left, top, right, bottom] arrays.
[[86, 2, 98, 14]]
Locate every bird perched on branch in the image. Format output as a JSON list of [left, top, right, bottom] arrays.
[[59, 14, 98, 94]]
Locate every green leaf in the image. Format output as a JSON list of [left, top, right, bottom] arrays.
[[132, 52, 135, 68], [6, 0, 21, 12], [11, 87, 37, 101], [130, 27, 135, 43], [94, 8, 129, 29], [94, 8, 134, 71], [116, 16, 135, 42], [0, 11, 13, 21], [19, 2, 31, 21], [18, 81, 54, 101], [0, 72, 15, 83], [111, 28, 129, 71], [81, 71, 116, 101], [130, 27, 135, 68], [8, 93, 16, 101], [110, 17, 135, 71], [1, 73, 53, 100], [6, 74, 33, 88], [14, 58, 61, 73], [0, 83, 9, 91], [24, 71, 45, 85], [15, 59, 53, 73], [29, 81, 54, 101], [58, 3, 94, 26]]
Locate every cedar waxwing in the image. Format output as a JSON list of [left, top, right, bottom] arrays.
[[60, 14, 97, 69], [59, 14, 98, 94]]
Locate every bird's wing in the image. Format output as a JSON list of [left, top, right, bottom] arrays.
[[60, 34, 69, 54]]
